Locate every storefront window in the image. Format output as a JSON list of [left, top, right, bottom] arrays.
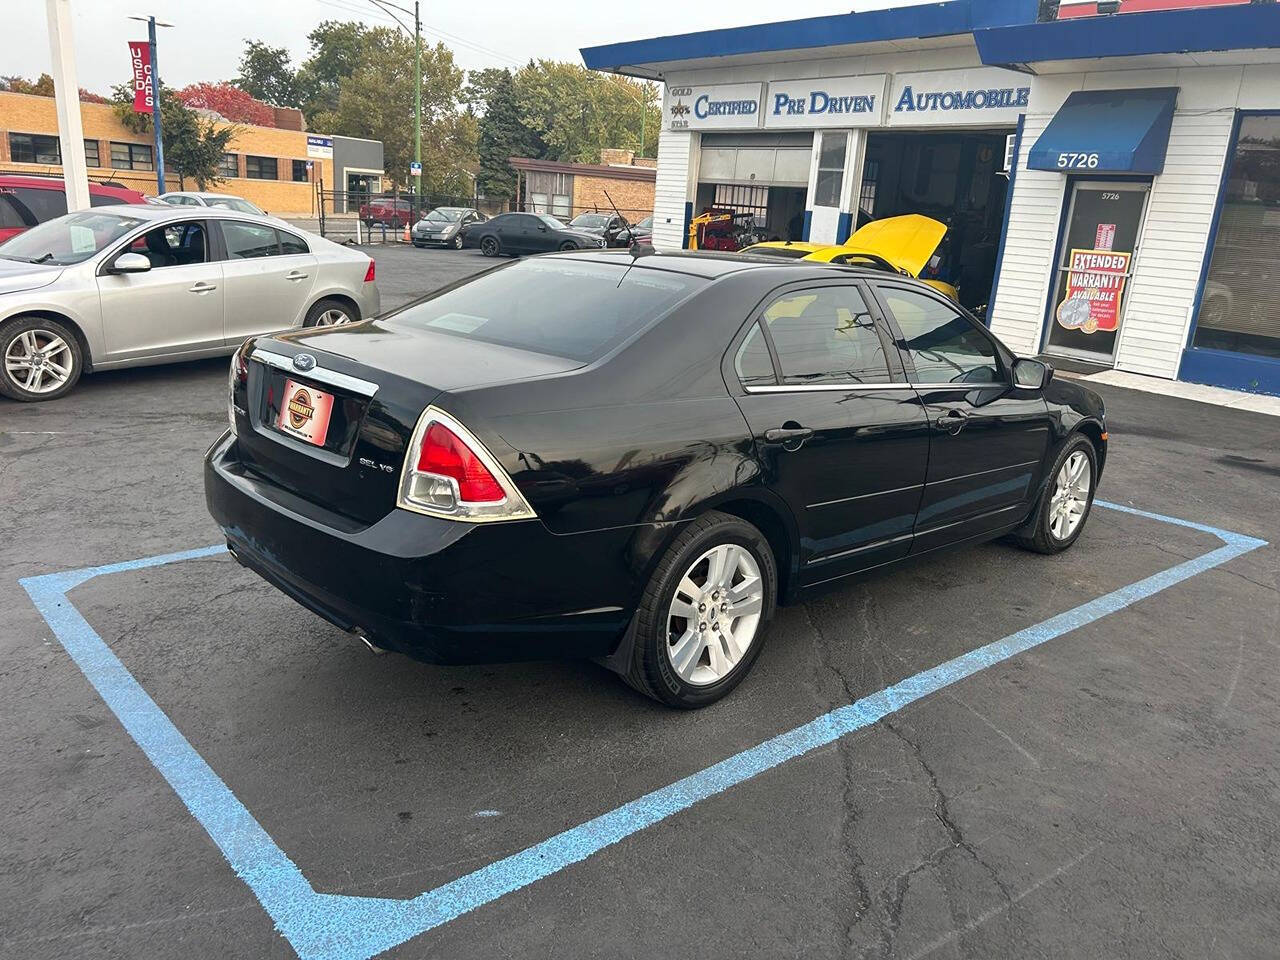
[[814, 132, 847, 208], [1193, 114, 1280, 360]]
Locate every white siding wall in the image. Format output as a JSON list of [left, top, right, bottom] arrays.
[[652, 123, 696, 250], [992, 65, 1243, 377]]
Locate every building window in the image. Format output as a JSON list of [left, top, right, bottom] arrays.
[[859, 159, 879, 217], [552, 193, 571, 218], [246, 155, 278, 180], [83, 139, 100, 167], [110, 141, 153, 171], [291, 159, 310, 182], [814, 132, 848, 209], [713, 184, 768, 223], [218, 153, 239, 178], [1193, 114, 1280, 361], [8, 133, 62, 165]]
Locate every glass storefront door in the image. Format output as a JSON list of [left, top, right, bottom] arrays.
[[1045, 180, 1150, 362]]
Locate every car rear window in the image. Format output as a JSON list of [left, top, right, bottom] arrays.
[[388, 258, 703, 362]]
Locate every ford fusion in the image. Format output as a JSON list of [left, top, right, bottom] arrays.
[[206, 251, 1107, 708]]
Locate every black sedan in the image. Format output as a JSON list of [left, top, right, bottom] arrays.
[[464, 212, 606, 257], [206, 252, 1107, 708], [569, 212, 632, 247]]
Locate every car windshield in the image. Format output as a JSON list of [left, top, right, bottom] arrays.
[[207, 197, 263, 215], [571, 214, 609, 228], [635, 217, 653, 231], [0, 211, 145, 265], [426, 208, 462, 222], [387, 258, 703, 362], [538, 215, 566, 229]]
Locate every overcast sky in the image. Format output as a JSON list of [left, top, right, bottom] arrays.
[[8, 0, 936, 94]]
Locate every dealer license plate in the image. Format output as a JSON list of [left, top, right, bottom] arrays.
[[276, 378, 335, 446]]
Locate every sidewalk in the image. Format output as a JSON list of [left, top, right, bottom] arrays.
[[1062, 368, 1280, 418]]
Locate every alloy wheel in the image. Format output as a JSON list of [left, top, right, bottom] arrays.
[[318, 308, 353, 326], [4, 328, 74, 395], [1049, 450, 1091, 540], [666, 543, 764, 686]]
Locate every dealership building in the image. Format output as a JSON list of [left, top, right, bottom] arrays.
[[582, 0, 1280, 395]]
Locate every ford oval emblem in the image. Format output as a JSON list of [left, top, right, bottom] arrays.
[[293, 353, 316, 372]]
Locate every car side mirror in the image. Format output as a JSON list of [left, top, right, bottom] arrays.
[[1013, 357, 1053, 390], [110, 252, 152, 274], [538, 224, 548, 231]]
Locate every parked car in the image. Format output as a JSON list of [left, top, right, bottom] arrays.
[[206, 250, 1107, 708], [629, 215, 654, 244], [411, 207, 486, 249], [359, 197, 414, 228], [568, 211, 632, 247], [157, 191, 266, 216], [468, 213, 606, 257], [0, 175, 147, 243], [0, 205, 378, 402]]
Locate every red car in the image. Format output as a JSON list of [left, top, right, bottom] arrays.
[[0, 175, 147, 243], [358, 197, 414, 228]]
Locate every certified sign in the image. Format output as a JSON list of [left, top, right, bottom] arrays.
[[1056, 249, 1131, 335], [764, 75, 887, 129], [888, 68, 1030, 127], [306, 135, 334, 159], [666, 83, 763, 131]]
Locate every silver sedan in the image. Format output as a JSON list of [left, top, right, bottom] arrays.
[[0, 204, 380, 401]]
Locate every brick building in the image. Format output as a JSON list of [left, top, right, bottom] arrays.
[[509, 149, 656, 223], [0, 90, 383, 216]]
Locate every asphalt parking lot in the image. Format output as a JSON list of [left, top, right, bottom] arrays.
[[2, 244, 1278, 960]]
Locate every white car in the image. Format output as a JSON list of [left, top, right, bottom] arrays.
[[0, 204, 379, 402], [158, 191, 266, 216]]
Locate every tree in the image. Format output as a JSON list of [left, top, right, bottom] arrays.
[[473, 69, 543, 202], [320, 29, 470, 191], [295, 20, 367, 122], [233, 40, 299, 107], [513, 62, 660, 163], [111, 84, 238, 189], [176, 82, 274, 126], [2, 73, 109, 103]]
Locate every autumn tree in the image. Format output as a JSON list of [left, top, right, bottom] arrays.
[[111, 84, 238, 189], [176, 82, 274, 126]]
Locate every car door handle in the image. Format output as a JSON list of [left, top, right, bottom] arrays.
[[285, 270, 309, 281], [189, 281, 217, 294], [936, 410, 970, 434], [764, 426, 814, 445]]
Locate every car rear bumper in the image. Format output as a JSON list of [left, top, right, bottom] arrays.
[[204, 431, 639, 663]]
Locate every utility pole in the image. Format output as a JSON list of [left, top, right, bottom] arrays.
[[414, 1, 421, 196], [129, 15, 171, 194], [45, 0, 90, 212]]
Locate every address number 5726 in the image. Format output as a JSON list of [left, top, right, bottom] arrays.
[[1057, 152, 1100, 169]]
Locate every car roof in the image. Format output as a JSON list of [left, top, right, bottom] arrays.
[[0, 174, 142, 197], [67, 203, 297, 226], [552, 247, 907, 281]]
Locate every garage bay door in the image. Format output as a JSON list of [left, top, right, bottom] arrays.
[[699, 132, 813, 187]]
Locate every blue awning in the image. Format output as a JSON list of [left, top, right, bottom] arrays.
[[1028, 88, 1178, 176]]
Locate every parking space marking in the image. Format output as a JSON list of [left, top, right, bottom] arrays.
[[20, 502, 1267, 960]]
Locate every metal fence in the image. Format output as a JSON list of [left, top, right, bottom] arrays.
[[300, 184, 654, 245]]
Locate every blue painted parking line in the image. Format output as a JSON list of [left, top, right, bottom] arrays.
[[19, 502, 1267, 960]]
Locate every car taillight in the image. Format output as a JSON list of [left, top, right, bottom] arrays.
[[227, 340, 251, 436], [397, 407, 535, 523], [363, 259, 375, 283]]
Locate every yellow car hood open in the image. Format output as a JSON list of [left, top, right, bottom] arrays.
[[840, 214, 947, 278]]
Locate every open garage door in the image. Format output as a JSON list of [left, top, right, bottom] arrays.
[[696, 132, 812, 244]]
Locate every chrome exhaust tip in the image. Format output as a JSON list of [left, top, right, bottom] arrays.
[[226, 542, 242, 565], [352, 628, 387, 655]]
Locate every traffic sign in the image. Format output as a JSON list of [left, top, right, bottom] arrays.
[[410, 161, 422, 177]]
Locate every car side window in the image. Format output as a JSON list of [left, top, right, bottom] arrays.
[[877, 286, 1002, 385], [735, 321, 776, 387], [222, 221, 280, 259], [760, 286, 891, 385], [277, 229, 308, 255], [127, 221, 207, 268]]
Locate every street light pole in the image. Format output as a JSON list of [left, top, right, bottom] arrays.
[[148, 15, 165, 194], [414, 1, 421, 196]]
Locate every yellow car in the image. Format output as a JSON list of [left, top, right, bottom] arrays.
[[742, 215, 960, 302]]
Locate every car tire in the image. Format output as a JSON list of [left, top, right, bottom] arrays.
[[481, 236, 500, 257], [1015, 435, 1098, 555], [452, 234, 464, 250], [558, 241, 577, 252], [0, 315, 84, 402], [623, 510, 777, 709], [303, 298, 358, 328]]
